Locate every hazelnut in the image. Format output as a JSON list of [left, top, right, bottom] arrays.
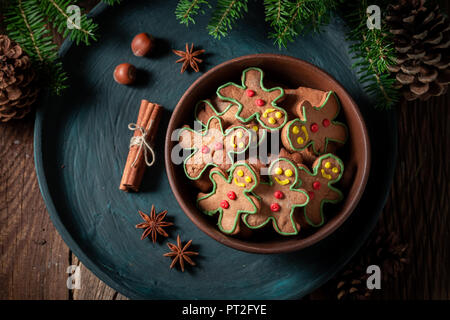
[[113, 63, 136, 85], [131, 33, 154, 57]]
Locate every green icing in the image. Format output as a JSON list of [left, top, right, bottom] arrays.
[[196, 162, 259, 234], [177, 115, 251, 180], [242, 157, 309, 236], [193, 99, 267, 148], [297, 153, 344, 227], [216, 67, 287, 131], [286, 91, 348, 155], [193, 99, 234, 128]]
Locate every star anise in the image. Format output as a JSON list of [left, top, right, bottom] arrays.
[[135, 205, 173, 243], [172, 43, 205, 73], [163, 235, 199, 272]]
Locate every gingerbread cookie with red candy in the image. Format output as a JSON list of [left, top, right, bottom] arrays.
[[243, 158, 309, 235], [297, 154, 344, 227], [216, 67, 287, 130], [177, 116, 251, 180], [281, 94, 348, 155], [194, 99, 266, 147], [197, 162, 260, 235]]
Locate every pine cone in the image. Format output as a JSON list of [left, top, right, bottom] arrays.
[[386, 0, 450, 101], [0, 35, 39, 122], [333, 227, 409, 300], [336, 267, 372, 300]]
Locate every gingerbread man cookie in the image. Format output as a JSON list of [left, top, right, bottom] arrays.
[[195, 99, 266, 147], [281, 86, 333, 116], [217, 67, 287, 130], [281, 94, 347, 155], [297, 154, 344, 227], [197, 162, 260, 235], [243, 158, 309, 235], [195, 99, 239, 129], [178, 116, 250, 180]]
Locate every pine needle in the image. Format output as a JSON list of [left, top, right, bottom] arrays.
[[4, 0, 120, 95], [5, 0, 68, 95], [39, 0, 98, 45], [207, 0, 248, 39], [342, 0, 399, 109], [266, 0, 337, 49], [101, 0, 121, 5], [175, 0, 211, 26]]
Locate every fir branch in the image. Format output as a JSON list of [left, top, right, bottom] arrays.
[[264, 0, 286, 28], [271, 0, 302, 48], [5, 0, 48, 62], [207, 0, 248, 39], [39, 0, 98, 45], [101, 0, 121, 4], [268, 0, 337, 49], [3, 0, 121, 95], [343, 0, 399, 109], [175, 0, 211, 26], [5, 0, 68, 94]]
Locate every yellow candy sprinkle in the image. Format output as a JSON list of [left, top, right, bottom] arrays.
[[275, 112, 282, 119], [245, 176, 252, 183], [238, 142, 244, 148], [297, 137, 304, 145], [292, 126, 300, 134], [262, 113, 268, 118], [275, 167, 283, 175], [325, 162, 331, 169], [232, 143, 237, 148], [237, 169, 244, 177], [268, 117, 276, 124], [285, 169, 293, 177], [252, 126, 259, 132], [332, 167, 339, 173], [237, 131, 243, 138]]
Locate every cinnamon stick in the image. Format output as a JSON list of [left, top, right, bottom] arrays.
[[120, 100, 163, 192]]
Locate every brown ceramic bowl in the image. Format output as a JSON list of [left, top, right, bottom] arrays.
[[165, 54, 370, 254]]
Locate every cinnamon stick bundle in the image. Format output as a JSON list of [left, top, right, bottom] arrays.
[[120, 100, 163, 192]]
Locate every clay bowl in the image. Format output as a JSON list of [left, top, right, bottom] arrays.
[[165, 54, 370, 254]]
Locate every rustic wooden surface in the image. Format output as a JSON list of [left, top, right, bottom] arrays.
[[0, 1, 449, 300]]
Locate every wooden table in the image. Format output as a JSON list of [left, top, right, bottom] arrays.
[[0, 2, 449, 300]]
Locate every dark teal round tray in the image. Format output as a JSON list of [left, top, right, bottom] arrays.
[[34, 0, 397, 299]]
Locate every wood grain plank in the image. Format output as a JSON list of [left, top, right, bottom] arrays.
[[376, 93, 449, 300], [70, 254, 128, 300], [0, 115, 69, 299]]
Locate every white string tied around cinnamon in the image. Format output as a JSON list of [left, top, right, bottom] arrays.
[[128, 122, 155, 168]]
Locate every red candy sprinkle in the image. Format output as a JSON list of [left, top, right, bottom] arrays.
[[308, 191, 315, 200], [274, 191, 284, 199], [255, 99, 266, 106], [246, 89, 255, 97], [270, 203, 280, 212], [227, 191, 236, 200], [313, 181, 321, 190], [201, 145, 210, 154], [310, 123, 319, 133], [322, 119, 330, 127], [220, 200, 229, 209]]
